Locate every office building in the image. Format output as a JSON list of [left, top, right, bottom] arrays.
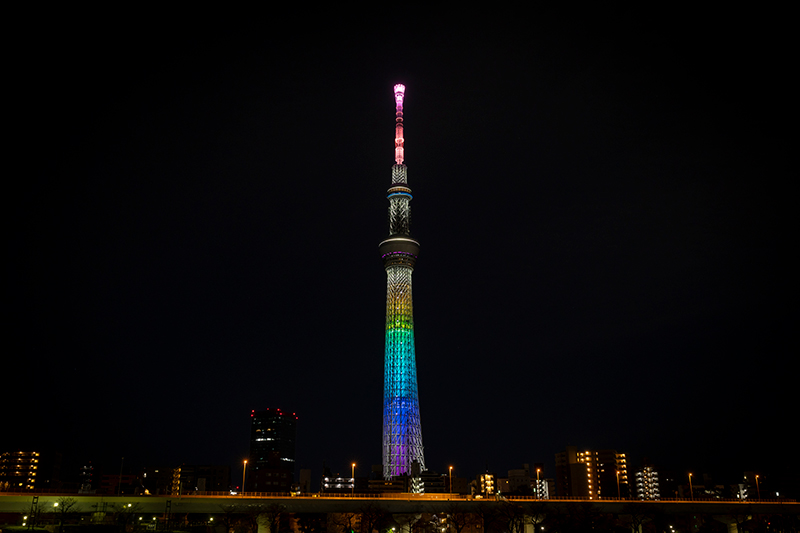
[[248, 408, 297, 492], [555, 445, 629, 499], [634, 465, 660, 500]]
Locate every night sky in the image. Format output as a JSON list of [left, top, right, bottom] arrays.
[[7, 10, 794, 492]]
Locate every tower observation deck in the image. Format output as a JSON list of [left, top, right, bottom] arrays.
[[380, 84, 425, 481]]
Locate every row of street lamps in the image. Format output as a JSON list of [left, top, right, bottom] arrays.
[[687, 472, 760, 500], [240, 461, 762, 501], [240, 460, 457, 495], [237, 463, 549, 496]]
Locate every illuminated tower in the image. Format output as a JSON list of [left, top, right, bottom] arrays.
[[380, 84, 425, 480]]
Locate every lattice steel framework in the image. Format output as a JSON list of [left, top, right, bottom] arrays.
[[379, 84, 425, 480]]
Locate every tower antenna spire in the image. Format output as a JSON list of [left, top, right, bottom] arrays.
[[380, 84, 425, 485], [394, 84, 405, 165]]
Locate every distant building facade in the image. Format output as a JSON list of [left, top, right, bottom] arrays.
[[473, 472, 497, 497], [0, 451, 41, 491], [141, 465, 230, 495], [733, 471, 762, 500], [507, 464, 532, 493], [496, 463, 552, 499], [449, 475, 470, 495], [418, 470, 446, 493], [321, 472, 354, 493], [78, 462, 94, 493], [634, 465, 660, 500], [99, 473, 139, 495], [0, 451, 61, 492], [533, 477, 551, 499], [248, 408, 297, 492], [555, 446, 629, 499]]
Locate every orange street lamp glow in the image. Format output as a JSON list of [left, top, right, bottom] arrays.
[[449, 466, 453, 493], [242, 460, 248, 496]]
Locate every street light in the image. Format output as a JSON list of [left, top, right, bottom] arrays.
[[242, 460, 248, 496], [351, 463, 356, 496], [688, 473, 693, 501], [616, 470, 621, 499], [449, 466, 453, 494], [755, 475, 761, 500]]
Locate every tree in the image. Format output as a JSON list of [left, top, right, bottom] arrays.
[[260, 503, 288, 533], [328, 512, 359, 533], [358, 504, 390, 533], [727, 505, 753, 533], [471, 503, 500, 533], [520, 501, 549, 533], [296, 513, 327, 533], [111, 502, 143, 533], [220, 504, 243, 533], [398, 513, 422, 533], [54, 497, 80, 531], [440, 504, 478, 533], [495, 502, 526, 533], [240, 505, 265, 533], [619, 503, 659, 533], [22, 497, 50, 529]]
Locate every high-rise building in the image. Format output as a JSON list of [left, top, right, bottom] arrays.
[[141, 464, 230, 495], [0, 450, 60, 491], [477, 471, 497, 497], [555, 446, 587, 498], [248, 408, 297, 492], [634, 465, 660, 500], [380, 84, 425, 480], [531, 463, 553, 500], [533, 477, 551, 500], [734, 471, 762, 501], [0, 451, 40, 491], [555, 446, 629, 499], [506, 464, 532, 493]]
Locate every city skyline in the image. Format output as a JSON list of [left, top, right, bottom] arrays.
[[6, 10, 793, 495], [0, 444, 789, 501]]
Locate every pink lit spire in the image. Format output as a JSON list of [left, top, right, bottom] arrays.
[[394, 84, 405, 164]]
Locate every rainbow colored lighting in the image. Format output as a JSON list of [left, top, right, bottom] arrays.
[[381, 84, 425, 482]]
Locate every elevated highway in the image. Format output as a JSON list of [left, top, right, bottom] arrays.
[[0, 492, 797, 517]]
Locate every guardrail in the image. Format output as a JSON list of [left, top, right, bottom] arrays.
[[0, 491, 794, 503]]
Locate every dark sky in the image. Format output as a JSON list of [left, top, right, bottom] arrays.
[[7, 10, 794, 493]]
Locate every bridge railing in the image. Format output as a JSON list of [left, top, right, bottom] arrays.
[[0, 491, 794, 504]]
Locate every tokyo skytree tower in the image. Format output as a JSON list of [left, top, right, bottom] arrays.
[[379, 84, 425, 479]]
